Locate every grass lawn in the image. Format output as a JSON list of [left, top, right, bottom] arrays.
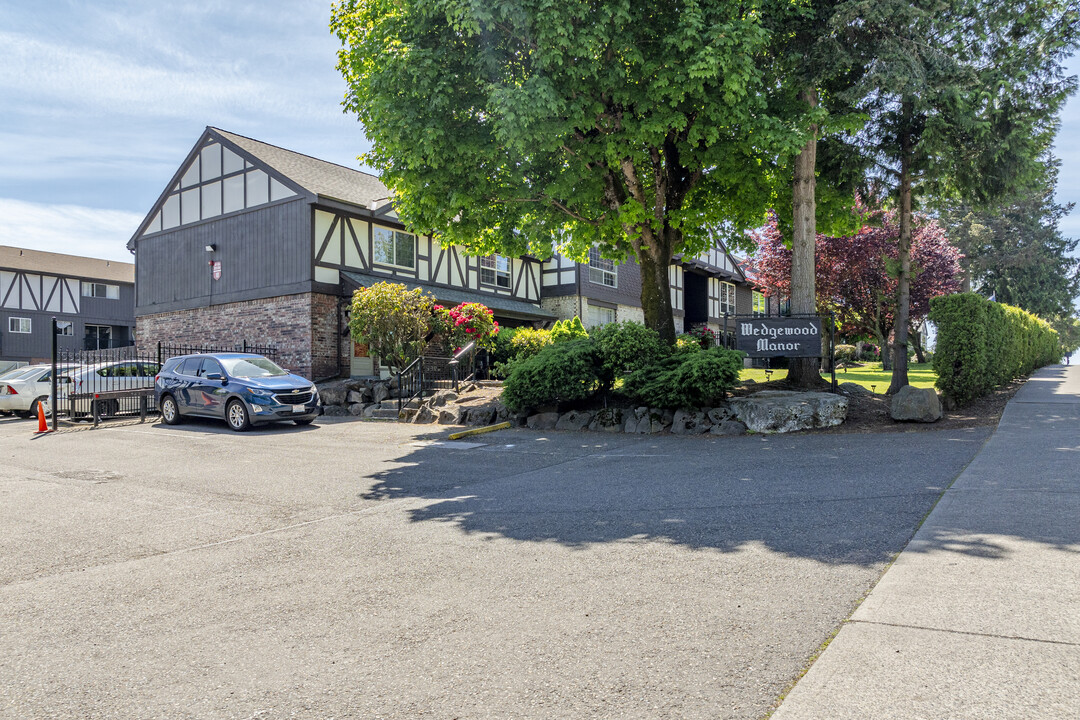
[[740, 362, 938, 392]]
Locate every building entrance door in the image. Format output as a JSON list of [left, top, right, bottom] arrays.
[[85, 325, 112, 351]]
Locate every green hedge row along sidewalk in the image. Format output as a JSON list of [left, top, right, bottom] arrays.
[[929, 292, 1060, 406]]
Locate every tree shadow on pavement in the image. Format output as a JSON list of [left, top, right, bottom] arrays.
[[361, 427, 998, 566]]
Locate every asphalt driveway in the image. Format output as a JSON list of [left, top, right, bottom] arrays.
[[0, 415, 991, 719]]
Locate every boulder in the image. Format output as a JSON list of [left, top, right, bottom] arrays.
[[706, 406, 735, 424], [437, 406, 465, 425], [555, 410, 593, 431], [671, 408, 710, 435], [527, 412, 560, 430], [588, 408, 624, 433], [347, 402, 367, 416], [429, 390, 458, 408], [371, 383, 391, 404], [345, 389, 366, 404], [412, 406, 437, 424], [492, 401, 512, 423], [839, 382, 874, 397], [318, 381, 348, 407], [709, 420, 748, 436], [890, 385, 942, 423], [727, 391, 848, 433], [464, 405, 497, 426], [320, 405, 348, 417]]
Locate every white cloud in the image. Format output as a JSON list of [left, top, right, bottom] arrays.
[[0, 198, 140, 263]]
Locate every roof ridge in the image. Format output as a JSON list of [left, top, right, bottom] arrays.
[[208, 127, 382, 183], [0, 244, 132, 267]]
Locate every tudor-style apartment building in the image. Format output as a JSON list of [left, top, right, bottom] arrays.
[[129, 128, 761, 379], [0, 246, 135, 367]]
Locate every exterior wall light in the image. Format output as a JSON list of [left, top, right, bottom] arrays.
[[205, 244, 217, 252]]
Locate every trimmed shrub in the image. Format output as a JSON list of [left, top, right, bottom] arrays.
[[550, 317, 589, 342], [835, 344, 858, 362], [501, 340, 600, 412], [492, 326, 555, 378], [674, 335, 704, 354], [930, 292, 1060, 406], [622, 347, 745, 409], [589, 321, 664, 386]]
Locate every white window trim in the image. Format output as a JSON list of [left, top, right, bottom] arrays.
[[480, 255, 511, 288], [81, 282, 119, 299], [8, 317, 31, 333], [719, 281, 736, 316], [372, 226, 417, 270], [588, 247, 616, 288]]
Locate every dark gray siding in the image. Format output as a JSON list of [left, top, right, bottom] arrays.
[[135, 198, 311, 315], [1, 283, 135, 362], [545, 258, 644, 306], [735, 284, 753, 315]]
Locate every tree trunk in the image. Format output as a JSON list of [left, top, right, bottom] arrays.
[[788, 88, 826, 388], [888, 142, 913, 394], [910, 323, 926, 364], [637, 229, 677, 346]]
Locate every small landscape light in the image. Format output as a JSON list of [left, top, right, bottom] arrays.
[[871, 384, 877, 394]]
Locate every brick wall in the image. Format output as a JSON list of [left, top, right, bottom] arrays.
[[137, 293, 318, 378], [310, 292, 348, 380], [540, 295, 581, 322]]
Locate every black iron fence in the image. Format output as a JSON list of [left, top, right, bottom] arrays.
[[47, 339, 278, 426]]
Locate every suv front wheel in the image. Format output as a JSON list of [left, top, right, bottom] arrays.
[[226, 399, 251, 432]]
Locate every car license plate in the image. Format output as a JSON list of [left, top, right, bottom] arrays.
[[292, 404, 305, 413]]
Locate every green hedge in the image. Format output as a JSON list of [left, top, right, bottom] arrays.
[[930, 293, 1061, 405]]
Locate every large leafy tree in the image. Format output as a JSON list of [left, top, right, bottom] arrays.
[[332, 0, 811, 344], [833, 0, 1079, 393], [748, 210, 963, 366]]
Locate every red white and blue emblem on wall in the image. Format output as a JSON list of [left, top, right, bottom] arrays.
[[210, 261, 222, 280]]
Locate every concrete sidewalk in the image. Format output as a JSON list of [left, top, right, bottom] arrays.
[[772, 364, 1080, 719]]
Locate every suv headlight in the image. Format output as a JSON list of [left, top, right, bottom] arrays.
[[246, 388, 275, 398]]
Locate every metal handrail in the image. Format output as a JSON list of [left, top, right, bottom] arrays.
[[448, 342, 476, 391], [396, 355, 425, 412]]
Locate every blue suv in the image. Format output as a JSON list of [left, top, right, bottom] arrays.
[[155, 353, 320, 431]]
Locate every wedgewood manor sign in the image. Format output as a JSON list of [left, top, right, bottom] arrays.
[[736, 317, 822, 357]]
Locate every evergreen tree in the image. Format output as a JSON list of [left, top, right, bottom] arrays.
[[834, 0, 1079, 393]]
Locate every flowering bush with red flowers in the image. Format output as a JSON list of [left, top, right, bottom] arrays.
[[686, 325, 717, 348], [436, 302, 500, 352]]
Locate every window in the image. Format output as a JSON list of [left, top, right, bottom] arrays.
[[718, 281, 736, 316], [588, 247, 616, 287], [8, 317, 31, 333], [373, 226, 416, 268], [752, 291, 766, 317], [481, 255, 511, 288], [587, 304, 616, 327], [82, 282, 119, 299], [56, 322, 73, 336]]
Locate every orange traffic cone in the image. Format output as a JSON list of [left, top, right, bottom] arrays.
[[34, 399, 50, 434]]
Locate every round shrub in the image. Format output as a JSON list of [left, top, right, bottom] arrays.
[[835, 344, 857, 362], [589, 321, 664, 386], [501, 339, 600, 412]]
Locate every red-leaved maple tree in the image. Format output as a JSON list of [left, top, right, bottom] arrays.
[[746, 210, 962, 368]]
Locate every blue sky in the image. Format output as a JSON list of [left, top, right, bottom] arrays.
[[0, 2, 1078, 267]]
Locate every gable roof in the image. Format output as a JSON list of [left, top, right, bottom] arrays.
[[209, 128, 388, 209], [0, 245, 134, 284]]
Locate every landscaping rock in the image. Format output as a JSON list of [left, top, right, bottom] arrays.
[[527, 412, 560, 430], [438, 406, 464, 425], [318, 381, 348, 407], [464, 405, 497, 426], [429, 390, 458, 408], [347, 403, 366, 416], [555, 410, 593, 431], [346, 389, 367, 404], [412, 406, 437, 424], [727, 391, 848, 433], [320, 405, 348, 417], [671, 408, 710, 435], [371, 383, 391, 404], [890, 385, 942, 423], [492, 401, 512, 423], [709, 420, 748, 436], [706, 406, 735, 424], [588, 408, 624, 433], [839, 382, 874, 397]]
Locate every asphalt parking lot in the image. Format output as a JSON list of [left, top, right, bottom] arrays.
[[0, 414, 992, 719]]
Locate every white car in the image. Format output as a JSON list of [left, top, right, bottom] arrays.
[[68, 360, 161, 416], [0, 365, 80, 418]]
